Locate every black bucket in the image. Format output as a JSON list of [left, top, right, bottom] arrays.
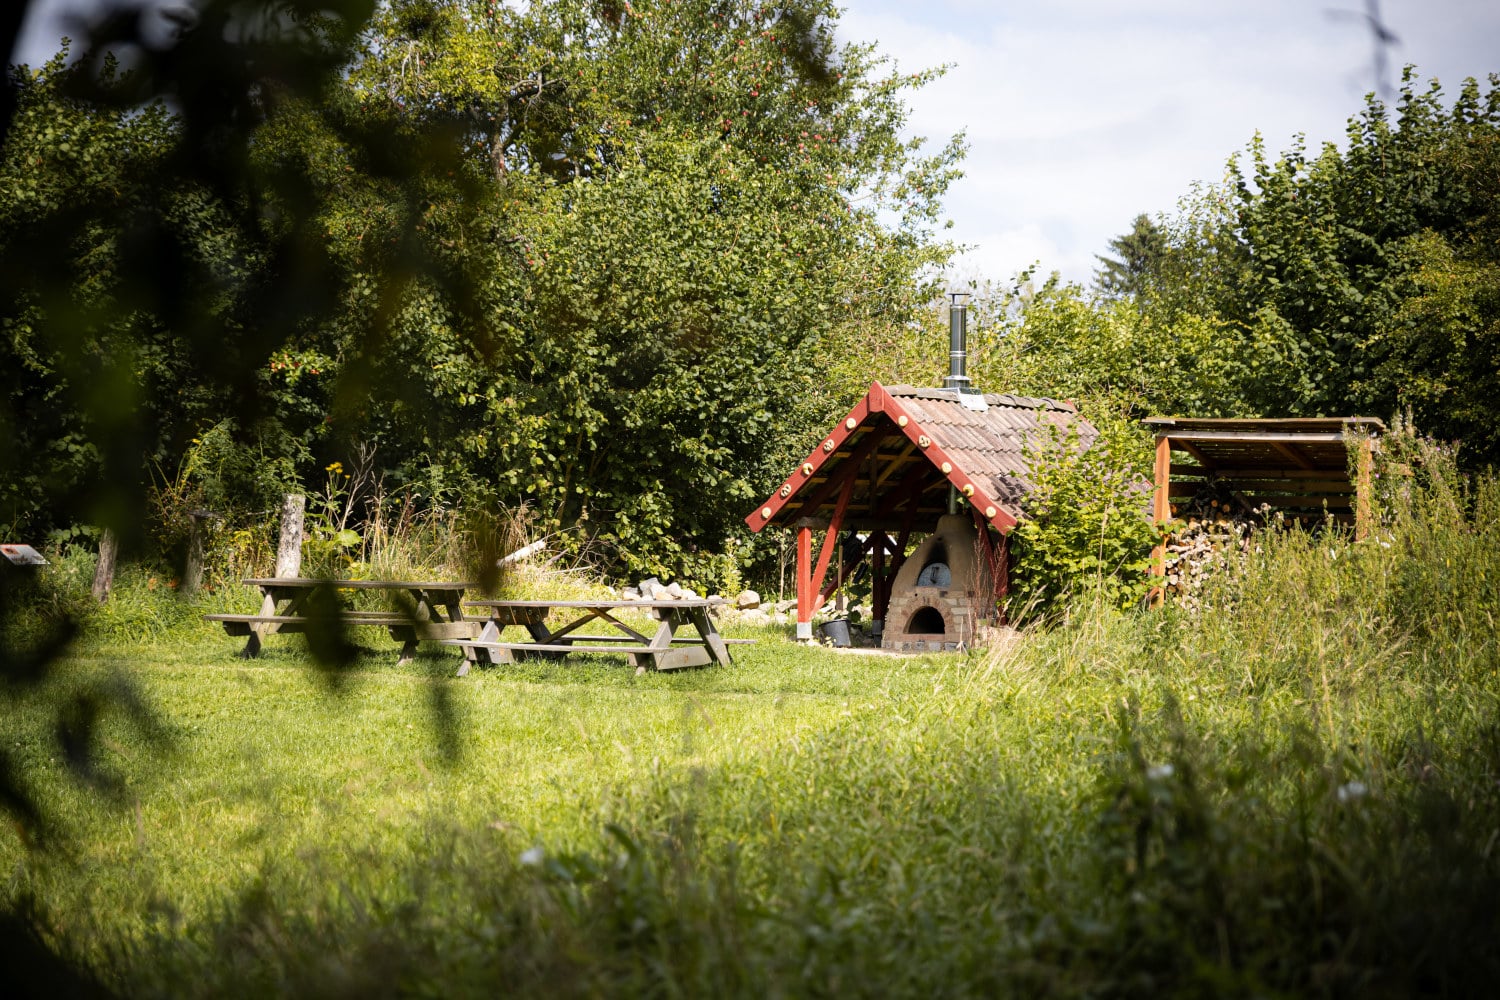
[[820, 619, 852, 647]]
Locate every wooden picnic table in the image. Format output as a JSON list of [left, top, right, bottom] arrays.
[[451, 598, 742, 674], [204, 578, 479, 662]]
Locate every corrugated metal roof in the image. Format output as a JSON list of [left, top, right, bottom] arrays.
[[745, 381, 1099, 534]]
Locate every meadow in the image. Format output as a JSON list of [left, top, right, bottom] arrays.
[[4, 453, 1498, 998]]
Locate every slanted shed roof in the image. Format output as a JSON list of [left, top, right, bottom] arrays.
[[746, 381, 1098, 535], [1142, 416, 1385, 477], [1143, 415, 1386, 528]]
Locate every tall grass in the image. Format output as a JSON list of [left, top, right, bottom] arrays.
[[6, 431, 1499, 997]]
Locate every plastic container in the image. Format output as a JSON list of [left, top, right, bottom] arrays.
[[820, 619, 852, 647]]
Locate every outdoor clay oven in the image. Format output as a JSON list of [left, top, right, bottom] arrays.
[[743, 298, 1099, 646], [880, 513, 991, 652]]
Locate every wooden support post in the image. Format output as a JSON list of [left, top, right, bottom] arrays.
[[795, 524, 813, 641], [971, 506, 1003, 623], [871, 530, 887, 628], [822, 530, 876, 611], [1355, 435, 1375, 541], [92, 528, 118, 604], [276, 494, 305, 579], [1150, 435, 1172, 607], [183, 510, 215, 596], [812, 473, 856, 608], [997, 532, 1010, 623]]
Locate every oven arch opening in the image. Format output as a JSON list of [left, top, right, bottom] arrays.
[[906, 606, 946, 635]]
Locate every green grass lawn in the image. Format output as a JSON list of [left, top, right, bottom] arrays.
[[7, 619, 903, 904], [5, 483, 1500, 997]]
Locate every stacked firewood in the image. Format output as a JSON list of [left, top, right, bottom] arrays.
[[1159, 484, 1268, 610]]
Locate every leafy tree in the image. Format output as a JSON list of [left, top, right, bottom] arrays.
[[330, 0, 963, 582], [1147, 70, 1500, 461]]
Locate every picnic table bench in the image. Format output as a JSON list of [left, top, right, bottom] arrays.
[[449, 597, 746, 673], [204, 578, 478, 662]]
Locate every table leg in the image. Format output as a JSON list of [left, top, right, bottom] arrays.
[[243, 588, 279, 658], [687, 606, 732, 666], [639, 611, 710, 671], [522, 619, 567, 661], [479, 621, 512, 665]]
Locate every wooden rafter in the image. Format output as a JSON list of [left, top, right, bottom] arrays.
[[1174, 439, 1215, 469], [872, 440, 918, 491], [793, 425, 891, 518], [874, 463, 939, 519], [1270, 440, 1317, 470]]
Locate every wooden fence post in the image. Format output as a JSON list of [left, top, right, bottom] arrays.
[[1149, 435, 1172, 608], [92, 528, 118, 603], [276, 494, 305, 579], [183, 510, 213, 596]]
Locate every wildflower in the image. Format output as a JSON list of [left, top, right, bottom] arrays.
[[519, 846, 545, 867], [1337, 780, 1369, 803]]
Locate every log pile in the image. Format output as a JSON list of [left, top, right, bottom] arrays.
[[1160, 483, 1268, 611]]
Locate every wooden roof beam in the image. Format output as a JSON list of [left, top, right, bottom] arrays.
[[1164, 430, 1349, 444], [1271, 441, 1317, 470], [790, 425, 892, 517], [1168, 437, 1215, 469]]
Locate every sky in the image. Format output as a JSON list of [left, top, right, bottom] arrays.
[[835, 0, 1500, 286], [14, 1, 1500, 286]]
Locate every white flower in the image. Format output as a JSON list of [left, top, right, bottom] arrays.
[[1336, 780, 1369, 803], [1147, 763, 1175, 780], [519, 846, 545, 867]]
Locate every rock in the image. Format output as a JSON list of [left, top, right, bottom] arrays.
[[638, 577, 660, 598], [735, 589, 761, 610], [774, 598, 796, 613], [682, 587, 698, 600], [622, 586, 641, 600], [665, 582, 684, 599]]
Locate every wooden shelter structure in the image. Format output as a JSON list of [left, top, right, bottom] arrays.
[[1144, 415, 1386, 598], [745, 381, 1097, 642]]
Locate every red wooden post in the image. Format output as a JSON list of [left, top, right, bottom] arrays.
[[796, 524, 813, 641], [970, 506, 1005, 624], [1355, 434, 1374, 541], [813, 473, 857, 607]]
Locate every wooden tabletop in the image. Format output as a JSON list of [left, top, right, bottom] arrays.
[[242, 578, 474, 589], [464, 598, 727, 609]]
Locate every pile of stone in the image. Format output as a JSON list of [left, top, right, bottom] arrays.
[[622, 577, 707, 601], [620, 577, 768, 607]]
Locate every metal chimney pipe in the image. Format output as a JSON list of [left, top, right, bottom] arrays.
[[944, 293, 971, 392]]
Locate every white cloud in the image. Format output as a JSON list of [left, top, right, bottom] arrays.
[[839, 0, 1500, 285]]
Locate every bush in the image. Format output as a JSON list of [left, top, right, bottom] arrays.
[[1008, 410, 1157, 620]]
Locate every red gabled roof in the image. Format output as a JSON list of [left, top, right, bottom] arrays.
[[745, 381, 1097, 535]]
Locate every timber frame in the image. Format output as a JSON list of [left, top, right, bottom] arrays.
[[1144, 415, 1386, 604], [746, 381, 1095, 639]]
